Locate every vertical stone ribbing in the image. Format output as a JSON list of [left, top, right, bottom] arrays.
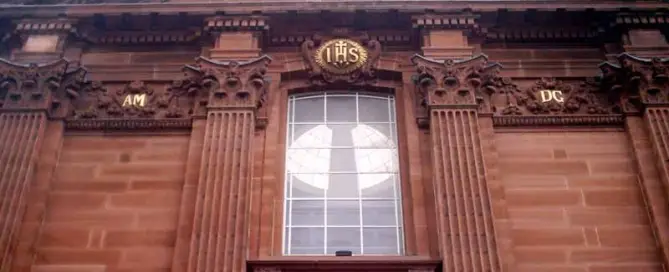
[[626, 116, 669, 268], [188, 110, 254, 272], [0, 112, 46, 270], [430, 109, 498, 272], [645, 108, 669, 194], [640, 109, 669, 266]]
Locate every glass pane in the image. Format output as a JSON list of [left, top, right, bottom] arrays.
[[290, 174, 326, 198], [360, 174, 396, 198], [326, 173, 359, 198], [286, 149, 331, 174], [329, 148, 358, 172], [290, 124, 331, 148], [290, 227, 324, 254], [363, 227, 399, 254], [291, 200, 324, 226], [327, 227, 361, 254], [362, 200, 397, 226], [327, 200, 360, 226], [359, 96, 390, 122], [389, 98, 396, 120], [293, 96, 324, 123], [329, 124, 356, 147], [352, 123, 395, 148], [326, 95, 357, 122], [354, 149, 398, 173]]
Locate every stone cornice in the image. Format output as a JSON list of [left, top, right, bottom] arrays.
[[0, 1, 667, 17]]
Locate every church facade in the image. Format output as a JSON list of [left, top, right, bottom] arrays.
[[1, 1, 669, 271]]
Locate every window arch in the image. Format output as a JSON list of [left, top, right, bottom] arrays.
[[282, 91, 404, 255]]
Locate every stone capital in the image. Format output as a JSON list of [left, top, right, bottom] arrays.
[[183, 55, 272, 128], [599, 53, 669, 113], [0, 58, 86, 117]]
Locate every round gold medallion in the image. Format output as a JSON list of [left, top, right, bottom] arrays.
[[314, 39, 368, 75]]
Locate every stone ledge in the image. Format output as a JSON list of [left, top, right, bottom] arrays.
[[65, 118, 192, 131], [492, 115, 625, 127]]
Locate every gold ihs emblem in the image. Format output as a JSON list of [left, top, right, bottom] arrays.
[[315, 39, 368, 75]]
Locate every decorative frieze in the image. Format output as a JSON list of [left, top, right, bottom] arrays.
[[69, 80, 203, 120]]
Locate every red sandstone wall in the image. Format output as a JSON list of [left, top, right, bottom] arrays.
[[495, 130, 662, 272], [31, 134, 189, 272]]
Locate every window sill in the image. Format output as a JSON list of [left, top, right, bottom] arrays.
[[247, 256, 440, 272]]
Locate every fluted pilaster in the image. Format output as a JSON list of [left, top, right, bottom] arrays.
[[429, 109, 498, 271], [177, 55, 271, 272], [188, 110, 255, 272], [0, 58, 83, 270], [411, 54, 501, 271], [0, 112, 45, 270]]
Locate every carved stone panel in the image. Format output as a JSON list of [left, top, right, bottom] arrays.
[[486, 77, 615, 116], [69, 80, 203, 120], [300, 29, 382, 86]]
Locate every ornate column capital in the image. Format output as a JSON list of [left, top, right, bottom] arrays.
[[410, 54, 500, 128], [184, 55, 272, 128], [0, 58, 86, 117], [599, 53, 669, 113]]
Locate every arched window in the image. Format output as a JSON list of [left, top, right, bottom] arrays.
[[283, 91, 404, 255]]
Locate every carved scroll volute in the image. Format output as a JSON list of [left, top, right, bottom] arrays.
[[599, 53, 669, 113], [184, 55, 272, 127], [0, 58, 85, 115], [410, 54, 499, 128]]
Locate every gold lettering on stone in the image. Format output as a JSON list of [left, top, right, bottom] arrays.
[[315, 39, 368, 75], [539, 90, 564, 103], [122, 94, 147, 107]]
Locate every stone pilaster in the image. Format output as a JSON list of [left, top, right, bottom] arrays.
[[0, 58, 85, 270], [173, 55, 271, 272], [600, 53, 669, 269], [411, 54, 501, 271]]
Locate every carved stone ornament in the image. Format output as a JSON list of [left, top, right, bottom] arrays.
[[411, 54, 500, 128], [486, 77, 615, 116], [183, 55, 272, 128], [69, 79, 203, 122], [0, 58, 86, 116], [600, 53, 669, 113], [301, 30, 382, 86]]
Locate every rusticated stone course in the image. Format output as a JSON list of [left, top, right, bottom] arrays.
[[32, 135, 189, 272], [496, 131, 662, 272]]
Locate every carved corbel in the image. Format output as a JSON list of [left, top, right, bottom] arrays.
[[0, 58, 85, 115], [410, 54, 500, 128], [599, 53, 669, 113], [183, 55, 272, 129]]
